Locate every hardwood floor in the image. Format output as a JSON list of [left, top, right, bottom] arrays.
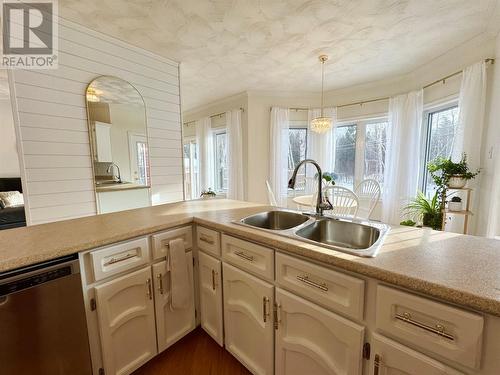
[[133, 328, 251, 375]]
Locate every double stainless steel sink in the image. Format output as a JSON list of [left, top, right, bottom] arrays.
[[235, 210, 389, 257]]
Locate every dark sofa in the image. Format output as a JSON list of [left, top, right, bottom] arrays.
[[0, 178, 26, 230]]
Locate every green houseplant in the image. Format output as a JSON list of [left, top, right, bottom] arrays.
[[403, 191, 442, 230], [427, 153, 480, 189]]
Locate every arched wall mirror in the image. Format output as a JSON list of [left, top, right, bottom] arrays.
[[86, 76, 151, 214]]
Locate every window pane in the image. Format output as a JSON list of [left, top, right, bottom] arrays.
[[215, 132, 228, 192], [183, 143, 192, 199], [364, 122, 388, 189], [288, 128, 308, 190], [334, 125, 357, 189], [424, 106, 459, 194], [136, 141, 150, 186]]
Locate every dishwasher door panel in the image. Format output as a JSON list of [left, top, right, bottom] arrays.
[[0, 273, 92, 375]]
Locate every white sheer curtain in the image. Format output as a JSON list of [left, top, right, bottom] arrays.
[[307, 107, 336, 173], [195, 116, 214, 192], [226, 108, 244, 200], [452, 61, 487, 167], [382, 90, 423, 225], [269, 107, 290, 206], [452, 61, 487, 235]]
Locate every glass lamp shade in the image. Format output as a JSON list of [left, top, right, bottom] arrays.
[[310, 116, 332, 133]]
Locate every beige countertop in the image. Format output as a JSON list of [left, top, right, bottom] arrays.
[[1, 199, 499, 317]]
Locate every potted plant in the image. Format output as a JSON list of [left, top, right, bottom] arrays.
[[448, 196, 462, 212], [200, 188, 216, 199], [403, 191, 442, 230], [427, 153, 480, 189]]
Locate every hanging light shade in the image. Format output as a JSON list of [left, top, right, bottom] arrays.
[[311, 55, 332, 133]]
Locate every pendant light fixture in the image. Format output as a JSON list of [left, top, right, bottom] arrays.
[[310, 54, 332, 133]]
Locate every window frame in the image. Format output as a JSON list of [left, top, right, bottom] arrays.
[[182, 137, 198, 200], [419, 101, 459, 195], [287, 120, 309, 195], [334, 116, 388, 193], [213, 129, 228, 194]]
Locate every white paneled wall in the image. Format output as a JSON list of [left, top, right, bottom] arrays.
[[9, 19, 183, 225]]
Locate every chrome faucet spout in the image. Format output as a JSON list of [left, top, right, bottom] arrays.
[[106, 162, 122, 183], [288, 159, 332, 216]]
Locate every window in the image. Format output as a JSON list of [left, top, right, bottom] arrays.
[[334, 124, 357, 189], [183, 139, 198, 199], [332, 120, 388, 191], [135, 141, 150, 186], [421, 105, 459, 195], [288, 128, 308, 189], [214, 131, 228, 192], [364, 122, 388, 187]]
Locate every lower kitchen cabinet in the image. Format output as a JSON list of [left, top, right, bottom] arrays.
[[94, 266, 157, 375], [275, 288, 365, 375], [198, 251, 224, 346], [223, 263, 274, 375], [152, 251, 196, 353], [369, 333, 464, 375]]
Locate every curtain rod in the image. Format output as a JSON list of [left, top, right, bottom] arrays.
[[272, 58, 495, 111], [183, 107, 245, 126]]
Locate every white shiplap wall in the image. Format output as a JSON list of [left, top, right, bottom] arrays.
[[9, 19, 184, 225]]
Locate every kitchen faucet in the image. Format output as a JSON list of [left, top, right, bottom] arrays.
[[288, 159, 333, 216], [106, 162, 122, 183]]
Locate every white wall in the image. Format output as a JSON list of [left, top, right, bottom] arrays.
[[9, 18, 183, 225], [0, 99, 20, 178]]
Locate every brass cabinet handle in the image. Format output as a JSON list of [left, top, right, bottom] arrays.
[[395, 312, 454, 341], [156, 273, 164, 294], [262, 297, 270, 323], [234, 251, 254, 262], [374, 354, 381, 375], [296, 274, 328, 291], [146, 278, 152, 300], [211, 269, 216, 291], [103, 252, 136, 266], [199, 235, 214, 245], [273, 303, 281, 330]]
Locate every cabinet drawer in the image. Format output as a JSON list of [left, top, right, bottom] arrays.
[[276, 253, 364, 320], [90, 237, 150, 282], [196, 226, 220, 256], [376, 285, 484, 369], [222, 235, 274, 280], [152, 226, 193, 260]]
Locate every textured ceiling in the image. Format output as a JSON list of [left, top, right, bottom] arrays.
[[59, 0, 500, 110]]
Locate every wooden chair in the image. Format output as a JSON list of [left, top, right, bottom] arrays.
[[354, 179, 381, 220], [323, 186, 359, 218]]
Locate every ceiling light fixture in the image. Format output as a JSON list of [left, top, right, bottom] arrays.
[[310, 55, 332, 133], [86, 88, 100, 102]]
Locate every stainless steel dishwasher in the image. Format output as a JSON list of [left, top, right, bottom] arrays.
[[0, 254, 92, 375]]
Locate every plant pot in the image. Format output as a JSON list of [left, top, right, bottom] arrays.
[[447, 175, 467, 189], [448, 201, 462, 212], [422, 213, 442, 230]]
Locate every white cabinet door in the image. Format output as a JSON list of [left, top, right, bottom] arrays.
[[223, 263, 274, 375], [95, 266, 157, 375], [94, 122, 112, 162], [152, 252, 196, 353], [198, 251, 223, 346], [369, 333, 464, 375], [275, 288, 365, 375]]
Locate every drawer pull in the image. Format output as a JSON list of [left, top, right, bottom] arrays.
[[103, 252, 136, 266], [262, 296, 270, 323], [373, 354, 381, 375], [199, 235, 215, 245], [156, 273, 164, 294], [234, 251, 254, 262], [146, 278, 153, 300], [296, 275, 328, 292], [273, 303, 281, 330], [395, 312, 454, 341], [211, 269, 216, 290]]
